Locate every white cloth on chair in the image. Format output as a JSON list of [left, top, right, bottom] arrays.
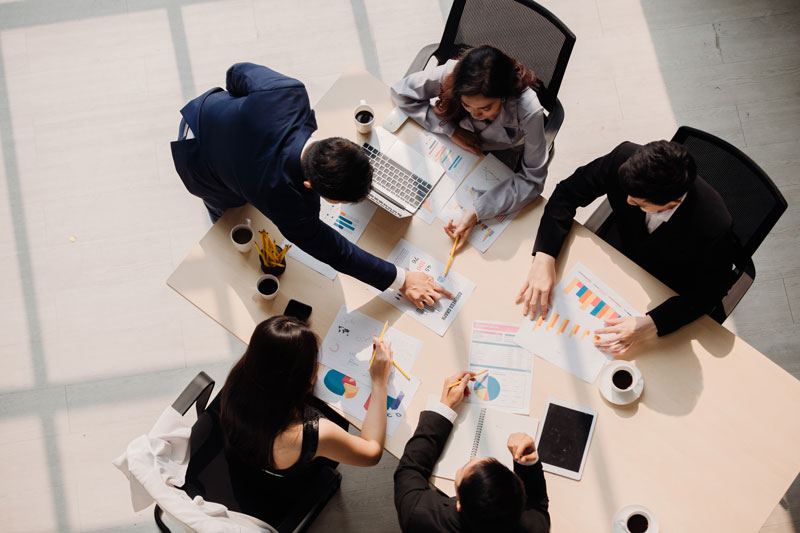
[[113, 406, 274, 533]]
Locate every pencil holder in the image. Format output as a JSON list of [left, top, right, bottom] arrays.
[[259, 246, 286, 276]]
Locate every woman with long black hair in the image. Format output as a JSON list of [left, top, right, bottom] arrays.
[[219, 315, 393, 476]]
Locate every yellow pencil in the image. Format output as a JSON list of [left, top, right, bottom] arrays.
[[444, 236, 459, 277], [369, 320, 389, 367], [393, 360, 410, 380], [447, 369, 487, 389]]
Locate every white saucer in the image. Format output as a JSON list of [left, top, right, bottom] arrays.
[[599, 361, 643, 406], [612, 504, 659, 533]]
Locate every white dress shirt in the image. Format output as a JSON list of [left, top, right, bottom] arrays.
[[645, 193, 687, 233]]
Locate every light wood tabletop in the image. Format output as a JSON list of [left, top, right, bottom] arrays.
[[167, 65, 800, 532]]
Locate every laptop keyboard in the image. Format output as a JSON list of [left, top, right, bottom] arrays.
[[362, 142, 432, 210]]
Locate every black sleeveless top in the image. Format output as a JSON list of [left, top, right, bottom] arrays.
[[264, 405, 322, 477]]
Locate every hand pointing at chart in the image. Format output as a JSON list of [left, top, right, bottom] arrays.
[[401, 272, 454, 309]]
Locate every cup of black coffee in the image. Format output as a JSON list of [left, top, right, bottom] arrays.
[[256, 274, 280, 301], [612, 367, 634, 392], [354, 99, 375, 134], [230, 219, 253, 253], [625, 512, 649, 533]]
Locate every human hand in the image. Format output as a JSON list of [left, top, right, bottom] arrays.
[[401, 271, 454, 309], [369, 336, 393, 386], [507, 433, 537, 463], [515, 253, 556, 319], [450, 127, 482, 156], [440, 371, 474, 409], [444, 210, 478, 251], [594, 315, 657, 355]]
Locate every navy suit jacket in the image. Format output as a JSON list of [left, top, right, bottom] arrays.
[[533, 142, 738, 335], [171, 63, 396, 290], [394, 411, 550, 532]]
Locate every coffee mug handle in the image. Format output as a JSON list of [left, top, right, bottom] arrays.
[[244, 218, 251, 227]]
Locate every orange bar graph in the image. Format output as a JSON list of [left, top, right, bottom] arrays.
[[579, 290, 593, 304], [546, 313, 560, 330], [531, 314, 544, 331], [596, 305, 610, 319], [557, 318, 569, 334], [581, 330, 591, 340], [562, 278, 578, 294], [569, 324, 580, 338]]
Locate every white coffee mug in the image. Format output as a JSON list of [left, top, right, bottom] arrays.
[[354, 99, 375, 134], [230, 218, 253, 253], [611, 366, 637, 395], [256, 274, 280, 301]]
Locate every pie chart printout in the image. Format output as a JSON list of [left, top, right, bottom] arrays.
[[323, 369, 359, 399], [474, 376, 501, 402]]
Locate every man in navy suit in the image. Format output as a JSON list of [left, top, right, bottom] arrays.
[[171, 62, 449, 306]]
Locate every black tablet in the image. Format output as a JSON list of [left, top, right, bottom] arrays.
[[535, 398, 598, 480]]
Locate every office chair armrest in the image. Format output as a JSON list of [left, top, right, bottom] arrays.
[[171, 372, 215, 417], [584, 197, 613, 233], [543, 97, 564, 150], [404, 43, 441, 77], [722, 260, 755, 318]]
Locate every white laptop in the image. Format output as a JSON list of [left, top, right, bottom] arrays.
[[361, 126, 444, 218]]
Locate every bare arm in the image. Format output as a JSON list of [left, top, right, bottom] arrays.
[[315, 339, 393, 466]]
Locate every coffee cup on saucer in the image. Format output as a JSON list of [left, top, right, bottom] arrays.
[[612, 505, 658, 533], [599, 361, 644, 405]]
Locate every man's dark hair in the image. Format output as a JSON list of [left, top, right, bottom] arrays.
[[301, 137, 372, 202], [618, 140, 697, 205], [457, 458, 526, 532]]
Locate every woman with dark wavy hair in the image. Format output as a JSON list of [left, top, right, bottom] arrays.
[[392, 45, 549, 250], [219, 315, 393, 477]]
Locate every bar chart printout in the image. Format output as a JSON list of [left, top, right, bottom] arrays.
[[514, 262, 638, 383]]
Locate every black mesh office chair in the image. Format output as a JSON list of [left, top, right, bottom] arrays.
[[154, 372, 344, 533], [585, 127, 788, 323], [405, 0, 576, 153]]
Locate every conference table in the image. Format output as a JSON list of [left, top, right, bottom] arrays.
[[167, 65, 800, 532]]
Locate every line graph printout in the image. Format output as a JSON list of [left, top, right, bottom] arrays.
[[438, 154, 516, 252], [319, 306, 422, 387], [285, 199, 378, 279], [466, 321, 533, 414], [314, 364, 421, 436], [514, 263, 638, 383], [411, 132, 479, 224], [377, 239, 476, 336]]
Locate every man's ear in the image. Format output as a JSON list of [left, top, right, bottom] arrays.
[[303, 180, 313, 189], [456, 499, 461, 513]]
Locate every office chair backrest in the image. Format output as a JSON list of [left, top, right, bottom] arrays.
[[436, 0, 575, 112], [671, 126, 787, 258]]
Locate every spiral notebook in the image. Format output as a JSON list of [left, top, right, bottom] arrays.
[[431, 399, 539, 481]]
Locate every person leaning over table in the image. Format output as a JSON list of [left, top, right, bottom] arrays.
[[394, 371, 550, 532], [171, 62, 450, 309], [391, 45, 548, 251], [216, 315, 394, 524], [516, 140, 739, 354]]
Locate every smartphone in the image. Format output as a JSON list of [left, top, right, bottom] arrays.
[[284, 299, 312, 321]]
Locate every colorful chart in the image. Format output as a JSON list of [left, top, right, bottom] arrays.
[[363, 390, 406, 410], [332, 212, 356, 233], [323, 369, 359, 399], [473, 376, 501, 402], [424, 136, 465, 172], [563, 278, 623, 320], [529, 311, 599, 343]]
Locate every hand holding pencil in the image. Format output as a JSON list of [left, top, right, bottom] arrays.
[[440, 371, 474, 409], [369, 335, 393, 387]]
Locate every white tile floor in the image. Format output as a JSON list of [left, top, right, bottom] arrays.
[[0, 0, 797, 531]]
